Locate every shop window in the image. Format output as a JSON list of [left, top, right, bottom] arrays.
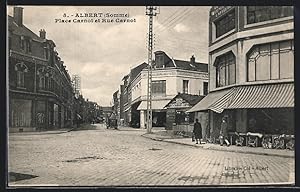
[[247, 6, 293, 24], [183, 80, 189, 94], [247, 40, 294, 82], [11, 99, 32, 127], [215, 52, 236, 87], [247, 108, 294, 135], [15, 62, 28, 88], [214, 10, 235, 38], [152, 80, 166, 95]]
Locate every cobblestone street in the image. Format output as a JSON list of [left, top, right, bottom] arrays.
[[8, 124, 294, 186]]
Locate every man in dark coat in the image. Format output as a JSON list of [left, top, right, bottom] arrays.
[[220, 116, 230, 146], [193, 119, 202, 144]]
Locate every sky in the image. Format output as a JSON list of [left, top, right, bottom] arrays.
[[8, 6, 210, 106]]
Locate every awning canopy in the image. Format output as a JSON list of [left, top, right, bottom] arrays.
[[188, 83, 294, 113], [227, 83, 294, 109], [137, 100, 171, 110], [187, 88, 234, 113]]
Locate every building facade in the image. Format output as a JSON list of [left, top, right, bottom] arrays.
[[189, 6, 294, 145], [131, 51, 209, 129], [8, 7, 74, 132]]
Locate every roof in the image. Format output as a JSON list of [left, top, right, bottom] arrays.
[[8, 15, 44, 42], [174, 59, 208, 72], [154, 51, 208, 72], [164, 93, 205, 108], [129, 62, 148, 83]]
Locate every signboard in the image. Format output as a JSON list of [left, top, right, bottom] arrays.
[[168, 98, 190, 108], [210, 6, 234, 21]]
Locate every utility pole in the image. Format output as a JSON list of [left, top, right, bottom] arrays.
[[146, 6, 159, 133]]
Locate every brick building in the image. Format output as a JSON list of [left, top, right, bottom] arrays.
[[8, 7, 74, 132]]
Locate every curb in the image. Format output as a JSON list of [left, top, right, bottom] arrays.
[[10, 130, 71, 136], [141, 134, 294, 158]]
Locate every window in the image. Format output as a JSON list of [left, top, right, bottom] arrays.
[[37, 68, 46, 90], [26, 39, 32, 53], [215, 10, 235, 38], [247, 6, 293, 24], [152, 80, 166, 95], [215, 52, 236, 87], [203, 82, 208, 95], [9, 37, 12, 50], [19, 36, 25, 50], [183, 80, 189, 94], [14, 62, 28, 88], [247, 40, 294, 81]]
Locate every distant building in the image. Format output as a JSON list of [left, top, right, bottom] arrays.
[[101, 106, 113, 121], [8, 7, 74, 132], [72, 74, 81, 98], [119, 51, 209, 128], [189, 6, 294, 144]]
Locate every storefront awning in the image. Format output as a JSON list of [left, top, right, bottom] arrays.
[[187, 88, 234, 113], [137, 100, 171, 110], [227, 83, 294, 109]]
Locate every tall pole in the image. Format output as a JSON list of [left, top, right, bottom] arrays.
[[146, 6, 158, 133]]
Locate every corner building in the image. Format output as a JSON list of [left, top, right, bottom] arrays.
[[189, 6, 294, 142], [8, 7, 74, 132]]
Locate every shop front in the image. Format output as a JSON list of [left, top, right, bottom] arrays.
[[188, 83, 294, 149], [137, 99, 170, 128], [164, 93, 205, 136]]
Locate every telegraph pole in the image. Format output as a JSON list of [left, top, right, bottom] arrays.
[[146, 6, 159, 133]]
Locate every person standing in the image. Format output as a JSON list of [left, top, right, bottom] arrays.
[[220, 116, 230, 146], [193, 119, 202, 144]]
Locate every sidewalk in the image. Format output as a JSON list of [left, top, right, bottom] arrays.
[[9, 128, 72, 135], [141, 129, 294, 158]]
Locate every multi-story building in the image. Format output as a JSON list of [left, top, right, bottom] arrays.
[[72, 74, 81, 98], [8, 7, 74, 132], [129, 51, 209, 129], [189, 6, 294, 142]]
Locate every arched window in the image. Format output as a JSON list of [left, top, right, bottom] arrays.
[[215, 52, 236, 87], [247, 40, 294, 82], [14, 62, 28, 88]]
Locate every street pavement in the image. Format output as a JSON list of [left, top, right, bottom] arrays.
[[8, 124, 295, 186]]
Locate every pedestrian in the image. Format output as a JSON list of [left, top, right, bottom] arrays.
[[193, 119, 202, 144], [220, 116, 230, 146]]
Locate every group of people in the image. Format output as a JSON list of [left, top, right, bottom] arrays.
[[193, 116, 230, 146]]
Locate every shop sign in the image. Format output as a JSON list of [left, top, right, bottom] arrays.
[[169, 98, 190, 108], [210, 6, 234, 20]]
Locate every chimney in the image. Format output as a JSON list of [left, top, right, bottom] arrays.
[[154, 51, 165, 68], [13, 7, 23, 26], [39, 29, 46, 39], [190, 55, 195, 64]]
